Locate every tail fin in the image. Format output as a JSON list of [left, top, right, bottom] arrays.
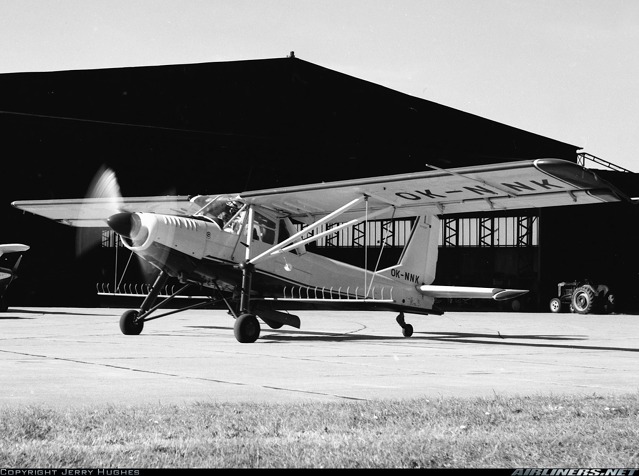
[[378, 215, 439, 286]]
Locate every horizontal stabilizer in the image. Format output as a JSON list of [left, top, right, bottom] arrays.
[[418, 285, 528, 301], [0, 244, 30, 258]]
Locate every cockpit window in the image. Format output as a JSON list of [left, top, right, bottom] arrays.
[[193, 197, 304, 253], [217, 206, 275, 245], [194, 196, 245, 229], [223, 203, 247, 234]]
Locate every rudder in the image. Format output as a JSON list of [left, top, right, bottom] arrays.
[[378, 215, 439, 286]]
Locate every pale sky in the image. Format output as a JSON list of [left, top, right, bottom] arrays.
[[1, 0, 638, 172]]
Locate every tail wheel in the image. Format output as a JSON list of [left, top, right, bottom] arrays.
[[402, 324, 414, 338], [234, 313, 261, 343], [120, 310, 144, 335], [572, 286, 595, 314], [549, 297, 563, 313]]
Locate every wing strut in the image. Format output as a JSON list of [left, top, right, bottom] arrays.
[[239, 205, 256, 314], [247, 197, 363, 265], [248, 198, 394, 266]]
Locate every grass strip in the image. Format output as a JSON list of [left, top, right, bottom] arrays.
[[1, 393, 638, 468]]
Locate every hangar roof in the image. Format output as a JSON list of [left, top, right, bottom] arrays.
[[0, 56, 579, 196]]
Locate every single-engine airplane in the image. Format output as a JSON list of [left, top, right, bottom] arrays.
[[12, 159, 627, 342], [0, 243, 30, 312]]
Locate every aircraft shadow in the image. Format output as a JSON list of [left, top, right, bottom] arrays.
[[2, 309, 115, 317], [418, 331, 639, 353], [188, 325, 638, 352]]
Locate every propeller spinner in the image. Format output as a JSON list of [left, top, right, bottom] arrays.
[[107, 212, 148, 246]]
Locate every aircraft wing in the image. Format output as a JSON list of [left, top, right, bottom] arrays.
[[235, 159, 628, 223], [12, 196, 194, 227]]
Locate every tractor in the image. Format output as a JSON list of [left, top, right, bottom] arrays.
[[549, 280, 616, 314]]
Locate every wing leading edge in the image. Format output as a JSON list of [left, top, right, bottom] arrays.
[[236, 158, 627, 223]]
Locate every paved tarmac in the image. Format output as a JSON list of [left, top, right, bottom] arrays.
[[0, 307, 637, 408]]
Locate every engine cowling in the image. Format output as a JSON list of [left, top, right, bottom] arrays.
[[107, 212, 209, 260]]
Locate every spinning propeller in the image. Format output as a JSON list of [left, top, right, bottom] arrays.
[[76, 165, 158, 286], [75, 165, 123, 257]]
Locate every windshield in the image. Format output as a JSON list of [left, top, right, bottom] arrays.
[[193, 196, 244, 228]]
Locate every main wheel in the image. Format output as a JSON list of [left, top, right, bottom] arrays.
[[234, 313, 261, 343], [572, 286, 595, 314], [549, 297, 563, 313], [402, 323, 414, 338], [120, 310, 144, 335]]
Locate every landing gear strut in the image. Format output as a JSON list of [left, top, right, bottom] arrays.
[[118, 271, 222, 336], [232, 261, 261, 343], [396, 312, 413, 338]]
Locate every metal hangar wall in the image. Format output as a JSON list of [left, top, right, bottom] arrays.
[[1, 56, 636, 310]]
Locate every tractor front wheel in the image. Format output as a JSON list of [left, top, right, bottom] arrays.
[[549, 297, 563, 313]]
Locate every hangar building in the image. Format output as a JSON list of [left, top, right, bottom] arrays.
[[1, 56, 637, 311]]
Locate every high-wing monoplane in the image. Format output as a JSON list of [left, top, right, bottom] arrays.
[[12, 159, 627, 342], [0, 243, 30, 312]]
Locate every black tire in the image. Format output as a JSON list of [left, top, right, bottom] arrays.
[[120, 310, 144, 335], [572, 286, 595, 314], [549, 297, 563, 313], [234, 313, 261, 343], [402, 323, 414, 338]]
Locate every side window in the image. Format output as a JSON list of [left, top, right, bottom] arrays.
[[277, 218, 304, 255], [253, 212, 276, 245]]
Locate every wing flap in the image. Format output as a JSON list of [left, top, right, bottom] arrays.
[[418, 285, 528, 301]]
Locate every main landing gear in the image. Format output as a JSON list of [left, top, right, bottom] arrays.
[[396, 312, 413, 338], [231, 261, 261, 343], [120, 309, 144, 335], [118, 271, 226, 337], [234, 313, 260, 343], [118, 262, 264, 344]]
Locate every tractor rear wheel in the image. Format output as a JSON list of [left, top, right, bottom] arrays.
[[572, 286, 595, 314]]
